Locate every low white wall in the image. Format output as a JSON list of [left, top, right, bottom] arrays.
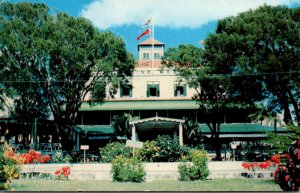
[[20, 161, 276, 181]]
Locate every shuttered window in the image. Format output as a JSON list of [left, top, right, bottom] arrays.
[[147, 82, 160, 97]]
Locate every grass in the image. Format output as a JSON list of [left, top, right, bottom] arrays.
[[10, 178, 283, 191]]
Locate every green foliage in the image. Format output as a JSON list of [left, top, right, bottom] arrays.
[[100, 142, 132, 163], [135, 136, 190, 162], [0, 142, 19, 190], [178, 150, 209, 181], [204, 5, 300, 125], [135, 141, 161, 162], [155, 135, 189, 162], [51, 152, 73, 163], [0, 2, 135, 150], [183, 117, 204, 148], [265, 125, 300, 154], [111, 156, 145, 182], [161, 42, 238, 160], [112, 113, 137, 139]]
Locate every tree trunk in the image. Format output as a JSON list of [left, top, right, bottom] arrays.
[[208, 122, 222, 161], [278, 89, 294, 126], [287, 89, 300, 126], [58, 125, 75, 151], [211, 136, 222, 161]]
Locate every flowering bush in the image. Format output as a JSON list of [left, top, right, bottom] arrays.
[[135, 141, 161, 162], [241, 154, 286, 178], [100, 142, 132, 162], [54, 166, 71, 180], [111, 156, 145, 182], [21, 150, 51, 164], [178, 149, 209, 181], [156, 135, 186, 162], [1, 142, 22, 190]]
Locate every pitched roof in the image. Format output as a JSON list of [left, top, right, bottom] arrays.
[[138, 38, 164, 46]]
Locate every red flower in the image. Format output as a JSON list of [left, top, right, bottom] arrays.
[[242, 162, 250, 169], [54, 170, 61, 175], [22, 153, 32, 164], [61, 166, 71, 176], [42, 155, 51, 163], [54, 166, 71, 178], [29, 150, 36, 156], [259, 163, 269, 169], [271, 154, 280, 164]]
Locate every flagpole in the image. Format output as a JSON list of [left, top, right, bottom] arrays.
[[151, 17, 154, 68]]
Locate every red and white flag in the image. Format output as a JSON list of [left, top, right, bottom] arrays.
[[137, 18, 151, 41]]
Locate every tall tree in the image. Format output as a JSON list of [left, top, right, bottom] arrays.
[[204, 5, 300, 126], [162, 45, 248, 160], [0, 2, 135, 150]]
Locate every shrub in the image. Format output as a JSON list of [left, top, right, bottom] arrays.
[[22, 150, 51, 164], [100, 142, 132, 162], [155, 135, 189, 162], [0, 142, 21, 190], [178, 149, 209, 181], [135, 141, 160, 162], [111, 156, 145, 182]]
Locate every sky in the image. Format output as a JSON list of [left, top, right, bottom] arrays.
[[8, 0, 300, 59]]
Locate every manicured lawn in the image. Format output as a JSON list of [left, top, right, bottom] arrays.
[[10, 178, 282, 191]]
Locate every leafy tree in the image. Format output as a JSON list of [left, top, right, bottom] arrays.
[[204, 5, 300, 126], [162, 45, 243, 160], [266, 125, 300, 154], [0, 2, 135, 150]]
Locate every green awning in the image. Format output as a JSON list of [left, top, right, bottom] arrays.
[[77, 125, 115, 135], [79, 100, 199, 111], [76, 123, 286, 135], [199, 123, 287, 133]]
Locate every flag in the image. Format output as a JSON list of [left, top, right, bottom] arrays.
[[137, 28, 150, 41], [144, 19, 151, 25], [137, 18, 151, 41]]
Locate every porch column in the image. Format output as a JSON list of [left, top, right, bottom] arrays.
[[179, 123, 183, 146], [132, 124, 136, 141], [73, 131, 76, 150], [76, 132, 80, 151]]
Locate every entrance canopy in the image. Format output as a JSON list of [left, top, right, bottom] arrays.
[[129, 116, 185, 145]]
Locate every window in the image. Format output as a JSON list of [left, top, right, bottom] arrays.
[[174, 84, 187, 97], [143, 52, 150, 59], [154, 52, 161, 59], [120, 84, 132, 97], [147, 82, 160, 97]]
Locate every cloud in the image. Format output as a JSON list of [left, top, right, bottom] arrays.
[[81, 0, 295, 30]]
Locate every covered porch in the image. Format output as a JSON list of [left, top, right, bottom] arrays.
[[129, 116, 185, 145]]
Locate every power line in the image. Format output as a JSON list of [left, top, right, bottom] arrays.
[[0, 71, 299, 83]]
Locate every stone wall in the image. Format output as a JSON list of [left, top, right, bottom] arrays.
[[20, 161, 276, 181]]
